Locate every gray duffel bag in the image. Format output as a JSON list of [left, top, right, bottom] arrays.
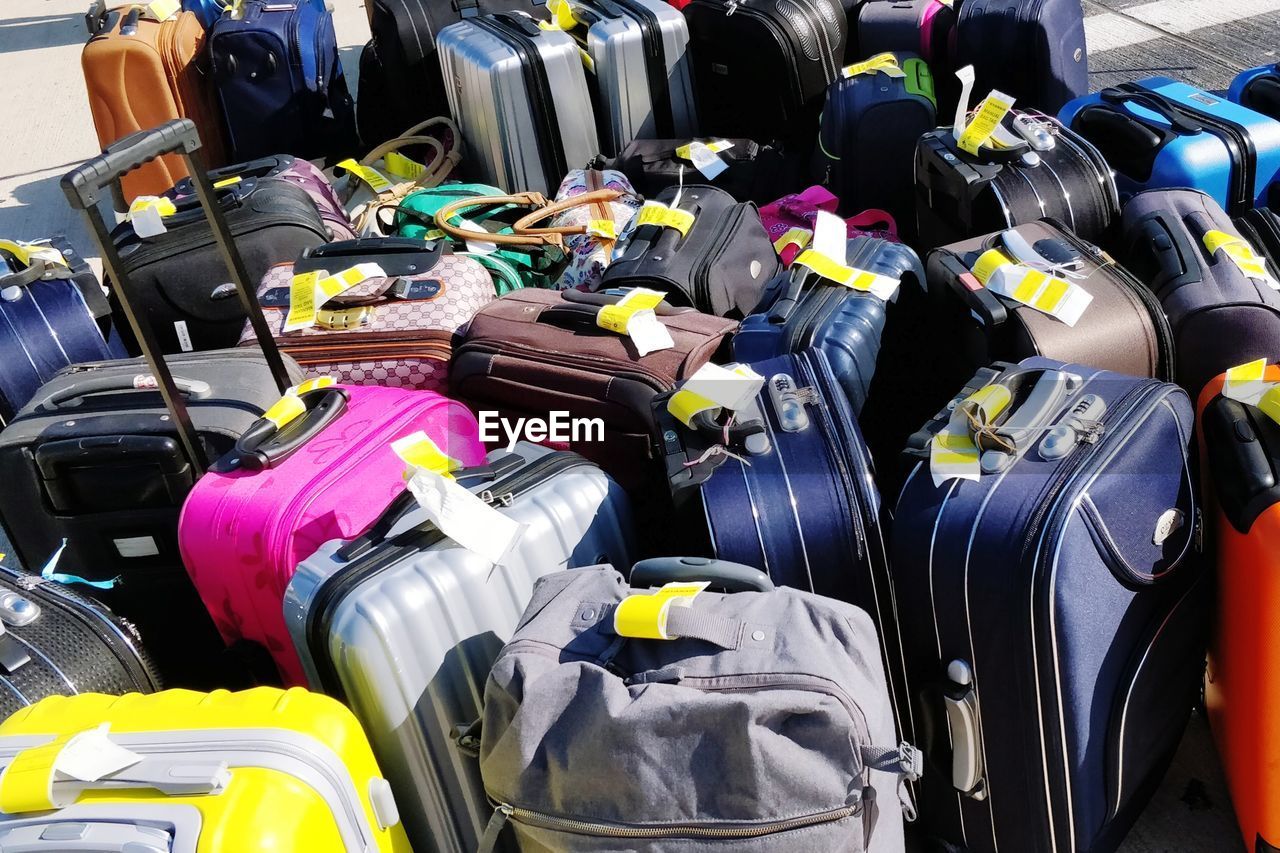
[[479, 558, 921, 852]]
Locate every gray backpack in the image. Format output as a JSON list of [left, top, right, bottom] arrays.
[[478, 561, 920, 852]]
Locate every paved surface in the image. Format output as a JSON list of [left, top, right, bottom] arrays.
[[0, 0, 1270, 849]]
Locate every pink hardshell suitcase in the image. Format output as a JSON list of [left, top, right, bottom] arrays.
[[178, 391, 485, 687]]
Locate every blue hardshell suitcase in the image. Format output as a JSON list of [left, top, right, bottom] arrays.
[[0, 238, 123, 426], [1228, 64, 1280, 123], [733, 235, 925, 414], [656, 349, 915, 756], [208, 0, 357, 163], [892, 358, 1208, 853], [1061, 77, 1280, 215]]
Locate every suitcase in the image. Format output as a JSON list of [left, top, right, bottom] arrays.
[[1229, 63, 1280, 126], [923, 220, 1175, 410], [29, 119, 307, 687], [813, 52, 935, 237], [1117, 188, 1280, 398], [601, 184, 781, 317], [284, 442, 635, 853], [207, 0, 358, 163], [758, 186, 899, 266], [1199, 364, 1280, 853], [955, 0, 1087, 115], [0, 237, 123, 426], [0, 687, 412, 853], [478, 561, 919, 853], [81, 3, 227, 205], [853, 0, 956, 70], [178, 379, 485, 687], [108, 174, 330, 354], [238, 238, 497, 390], [1061, 79, 1280, 217], [733, 235, 925, 414], [355, 0, 546, 151], [172, 154, 359, 242], [450, 288, 737, 492], [0, 564, 160, 718], [566, 0, 697, 156], [1234, 205, 1280, 274], [607, 137, 802, 204], [683, 0, 846, 149], [893, 358, 1207, 853], [915, 115, 1119, 250], [437, 12, 601, 196], [654, 351, 915, 753]]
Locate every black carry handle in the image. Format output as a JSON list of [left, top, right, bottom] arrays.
[[934, 252, 1008, 328], [43, 373, 211, 410], [1074, 106, 1165, 153], [333, 452, 526, 562], [1131, 214, 1200, 293], [225, 387, 349, 472], [294, 237, 444, 277], [1244, 75, 1280, 118], [766, 266, 812, 324], [560, 287, 685, 316], [629, 557, 775, 593], [61, 119, 293, 477], [1099, 88, 1203, 136]]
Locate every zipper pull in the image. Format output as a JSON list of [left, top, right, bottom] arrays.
[[479, 805, 514, 853]]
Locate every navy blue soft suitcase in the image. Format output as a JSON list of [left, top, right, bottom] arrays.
[[1229, 64, 1280, 124], [1061, 78, 1280, 216], [733, 235, 925, 414], [955, 0, 1087, 114], [208, 0, 357, 163], [655, 349, 914, 751], [892, 358, 1208, 853], [0, 238, 123, 426]]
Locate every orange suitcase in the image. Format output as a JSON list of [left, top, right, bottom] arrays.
[[81, 2, 226, 204], [1199, 363, 1280, 853]]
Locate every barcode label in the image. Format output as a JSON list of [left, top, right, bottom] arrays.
[[174, 320, 193, 352]]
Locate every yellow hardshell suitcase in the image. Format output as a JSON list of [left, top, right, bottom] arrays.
[[0, 687, 411, 852]]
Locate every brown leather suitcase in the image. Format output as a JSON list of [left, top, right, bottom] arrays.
[[450, 289, 737, 493], [82, 3, 227, 205]]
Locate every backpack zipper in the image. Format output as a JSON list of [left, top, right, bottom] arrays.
[[491, 802, 860, 839]]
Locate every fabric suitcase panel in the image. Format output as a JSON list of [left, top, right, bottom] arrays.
[[0, 565, 160, 718], [109, 178, 331, 354], [179, 383, 485, 687], [241, 252, 496, 390], [437, 13, 600, 196], [578, 0, 697, 155], [1199, 366, 1280, 853], [956, 0, 1086, 114], [892, 358, 1206, 852], [609, 138, 801, 204], [0, 687, 411, 853], [284, 443, 634, 853], [1118, 188, 1280, 397]]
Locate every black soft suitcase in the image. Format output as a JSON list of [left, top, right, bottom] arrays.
[[683, 0, 845, 149], [108, 175, 329, 354], [852, 0, 958, 105], [0, 121, 304, 689], [356, 0, 545, 149], [601, 184, 780, 317], [956, 0, 1087, 114], [0, 564, 161, 717], [607, 138, 801, 204], [915, 116, 1118, 249]]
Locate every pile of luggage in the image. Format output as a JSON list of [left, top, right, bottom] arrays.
[[2, 0, 1280, 849]]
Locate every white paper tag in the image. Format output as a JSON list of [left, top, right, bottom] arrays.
[[173, 320, 193, 353], [953, 65, 977, 140], [680, 362, 766, 411], [130, 204, 168, 239], [626, 310, 675, 356], [811, 210, 847, 261], [986, 264, 1093, 327], [113, 536, 160, 558], [54, 725, 142, 783], [686, 142, 728, 180], [404, 467, 528, 565], [458, 218, 498, 255], [1223, 358, 1271, 406]]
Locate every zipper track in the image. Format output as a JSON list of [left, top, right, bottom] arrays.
[[501, 802, 858, 838], [456, 338, 671, 390], [690, 202, 745, 312], [304, 452, 592, 698]]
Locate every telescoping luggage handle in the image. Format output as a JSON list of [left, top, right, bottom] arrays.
[[61, 119, 294, 476]]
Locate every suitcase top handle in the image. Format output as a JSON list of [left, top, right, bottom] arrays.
[[223, 386, 349, 473], [1099, 87, 1203, 136], [61, 119, 294, 476], [629, 557, 774, 593]]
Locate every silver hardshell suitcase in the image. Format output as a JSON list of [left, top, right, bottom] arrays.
[[578, 0, 697, 155], [437, 12, 600, 195], [283, 443, 634, 853]]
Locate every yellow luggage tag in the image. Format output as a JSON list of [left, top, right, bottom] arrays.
[[773, 227, 812, 255], [335, 159, 393, 194], [0, 239, 68, 271], [1203, 230, 1280, 290], [613, 581, 709, 640], [635, 201, 696, 236], [675, 140, 733, 180], [970, 248, 1092, 327], [792, 250, 901, 300], [383, 150, 426, 181], [288, 376, 337, 396], [666, 362, 765, 428], [842, 52, 905, 79], [546, 0, 579, 28], [145, 0, 180, 21], [261, 394, 307, 430], [282, 263, 385, 332], [596, 288, 673, 356], [1223, 359, 1280, 424], [392, 431, 529, 564], [127, 196, 177, 238], [587, 219, 618, 240], [213, 175, 242, 189], [958, 89, 1016, 156], [674, 140, 734, 159], [929, 383, 1012, 486]]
